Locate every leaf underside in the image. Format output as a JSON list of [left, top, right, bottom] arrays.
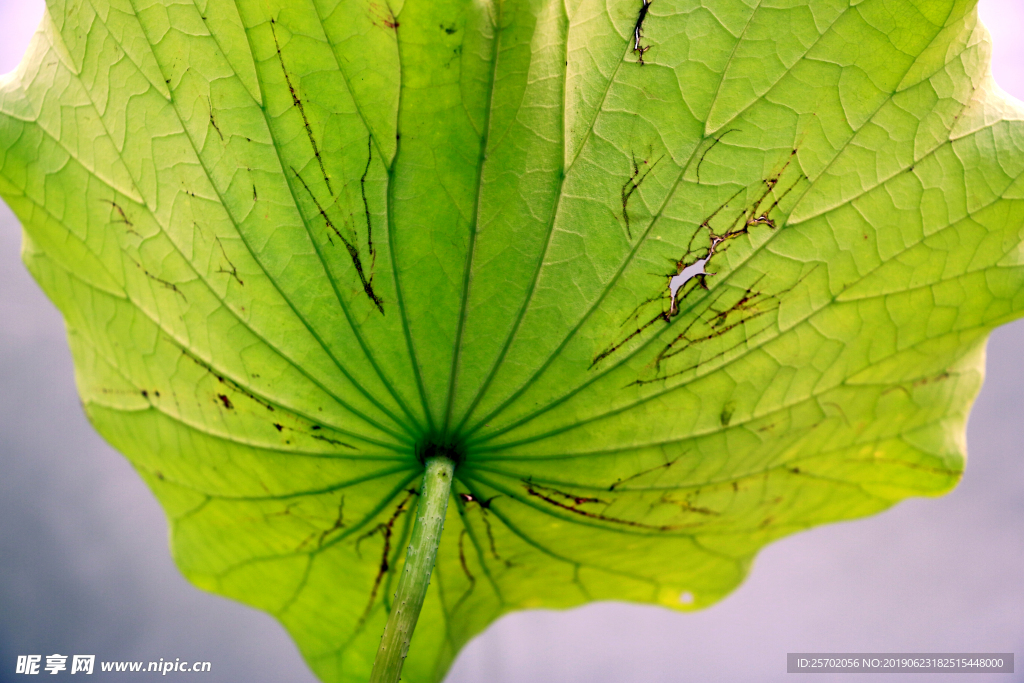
[[2, 0, 1023, 680]]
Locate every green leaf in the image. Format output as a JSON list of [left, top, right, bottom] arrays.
[[2, 0, 1023, 680]]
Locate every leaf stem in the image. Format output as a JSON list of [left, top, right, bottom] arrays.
[[369, 455, 455, 683]]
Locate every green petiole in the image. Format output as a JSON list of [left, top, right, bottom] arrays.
[[369, 455, 455, 683]]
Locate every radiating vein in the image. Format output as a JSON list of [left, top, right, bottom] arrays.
[[450, 0, 572, 436], [443, 1, 504, 434]]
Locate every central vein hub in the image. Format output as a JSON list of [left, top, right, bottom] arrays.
[[415, 438, 466, 468]]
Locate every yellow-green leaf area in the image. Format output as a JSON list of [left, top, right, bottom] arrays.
[[2, 0, 1023, 682]]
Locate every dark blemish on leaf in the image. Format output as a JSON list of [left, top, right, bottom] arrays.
[[639, 268, 816, 386], [368, 2, 399, 29], [667, 181, 763, 316], [632, 0, 652, 65], [621, 152, 663, 240], [524, 480, 690, 531], [180, 347, 275, 412], [126, 254, 187, 302], [105, 200, 133, 226], [823, 401, 850, 426], [441, 23, 457, 34], [692, 150, 804, 254], [720, 402, 734, 426], [360, 136, 376, 267], [231, 417, 349, 446], [354, 490, 416, 630], [451, 528, 476, 612], [214, 236, 243, 286], [591, 185, 741, 367], [880, 372, 951, 398], [295, 531, 318, 552], [270, 20, 334, 196], [253, 183, 258, 202], [459, 492, 497, 509], [104, 200, 139, 236], [594, 152, 808, 371], [658, 493, 719, 516], [311, 433, 357, 449], [208, 98, 224, 141], [217, 393, 234, 409], [687, 502, 717, 516], [913, 371, 950, 387], [527, 481, 608, 506], [155, 470, 165, 480], [140, 390, 149, 398], [482, 513, 505, 564], [317, 495, 346, 547], [708, 280, 766, 329], [443, 44, 463, 68], [264, 502, 298, 520], [458, 492, 506, 563], [609, 456, 681, 491], [638, 314, 740, 382], [695, 129, 738, 185], [290, 167, 384, 313], [789, 467, 801, 474], [590, 291, 671, 367], [457, 529, 474, 583]]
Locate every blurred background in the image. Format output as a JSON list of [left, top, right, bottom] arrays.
[[0, 2, 1021, 682]]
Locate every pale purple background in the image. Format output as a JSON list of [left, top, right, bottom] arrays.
[[0, 2, 1021, 682]]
